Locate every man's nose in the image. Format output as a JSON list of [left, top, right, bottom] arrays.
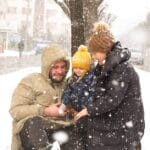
[[57, 68, 64, 74]]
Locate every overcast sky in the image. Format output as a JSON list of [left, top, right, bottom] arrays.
[[104, 0, 150, 36]]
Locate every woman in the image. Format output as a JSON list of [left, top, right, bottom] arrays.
[[75, 22, 145, 150]]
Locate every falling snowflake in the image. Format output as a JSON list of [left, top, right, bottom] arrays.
[[84, 91, 89, 96], [138, 131, 143, 137], [43, 90, 46, 94], [39, 138, 42, 142], [95, 107, 98, 110], [88, 135, 92, 139], [112, 80, 119, 86], [52, 130, 69, 145], [120, 53, 125, 58], [121, 82, 125, 87], [53, 96, 58, 100], [108, 113, 112, 117], [125, 121, 133, 128], [108, 99, 113, 103], [100, 88, 106, 91]]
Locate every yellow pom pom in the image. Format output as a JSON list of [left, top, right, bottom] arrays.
[[77, 45, 88, 52]]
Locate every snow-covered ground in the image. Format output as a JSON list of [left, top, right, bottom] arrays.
[[0, 67, 40, 150], [0, 50, 35, 57], [0, 50, 40, 75], [0, 66, 149, 149]]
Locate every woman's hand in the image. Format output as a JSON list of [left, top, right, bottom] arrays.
[[74, 108, 89, 121]]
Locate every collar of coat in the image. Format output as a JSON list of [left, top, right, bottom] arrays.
[[41, 44, 70, 81], [94, 41, 131, 78]]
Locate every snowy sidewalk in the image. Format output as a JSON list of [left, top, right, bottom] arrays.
[[0, 51, 41, 75]]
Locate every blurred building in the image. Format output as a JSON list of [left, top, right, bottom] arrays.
[[0, 0, 70, 52], [0, 0, 35, 51]]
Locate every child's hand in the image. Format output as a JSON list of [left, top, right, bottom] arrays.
[[74, 108, 89, 121]]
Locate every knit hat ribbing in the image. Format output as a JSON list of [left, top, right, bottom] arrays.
[[72, 45, 91, 72], [88, 21, 115, 53]]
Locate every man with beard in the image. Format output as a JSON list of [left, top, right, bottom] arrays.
[[9, 44, 81, 150]]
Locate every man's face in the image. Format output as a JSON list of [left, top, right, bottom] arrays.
[[49, 60, 67, 82]]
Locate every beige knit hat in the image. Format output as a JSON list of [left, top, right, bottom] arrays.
[[88, 21, 115, 53]]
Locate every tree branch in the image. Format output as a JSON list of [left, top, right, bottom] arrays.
[[95, 0, 104, 7], [54, 0, 70, 18], [64, 0, 70, 8]]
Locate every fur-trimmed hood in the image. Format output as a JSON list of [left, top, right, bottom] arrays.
[[41, 44, 70, 79]]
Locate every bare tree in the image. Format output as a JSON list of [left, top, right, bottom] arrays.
[[54, 0, 104, 55], [98, 3, 116, 25]]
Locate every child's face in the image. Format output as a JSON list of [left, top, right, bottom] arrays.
[[73, 67, 86, 77]]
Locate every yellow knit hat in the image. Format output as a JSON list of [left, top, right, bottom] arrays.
[[72, 45, 91, 72], [88, 21, 115, 53]]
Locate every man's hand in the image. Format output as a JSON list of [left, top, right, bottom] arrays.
[[44, 102, 61, 117], [66, 107, 78, 118]]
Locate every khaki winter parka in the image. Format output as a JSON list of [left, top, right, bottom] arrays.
[[9, 44, 71, 150]]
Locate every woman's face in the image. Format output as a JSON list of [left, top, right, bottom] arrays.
[[91, 51, 107, 65]]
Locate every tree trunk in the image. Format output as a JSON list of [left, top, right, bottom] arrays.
[[55, 0, 103, 55], [69, 0, 85, 55], [83, 0, 101, 44]]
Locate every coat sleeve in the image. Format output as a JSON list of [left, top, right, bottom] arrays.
[[61, 83, 72, 106], [9, 75, 44, 121], [87, 64, 130, 117], [81, 73, 97, 107]]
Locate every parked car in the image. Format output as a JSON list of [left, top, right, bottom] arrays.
[[33, 41, 50, 55], [130, 49, 144, 65]]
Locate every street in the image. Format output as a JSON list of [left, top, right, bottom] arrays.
[[0, 54, 41, 75]]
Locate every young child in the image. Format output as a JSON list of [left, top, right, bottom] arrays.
[[59, 45, 96, 149], [59, 45, 96, 114]]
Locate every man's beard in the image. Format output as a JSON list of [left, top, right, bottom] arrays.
[[49, 74, 65, 83]]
